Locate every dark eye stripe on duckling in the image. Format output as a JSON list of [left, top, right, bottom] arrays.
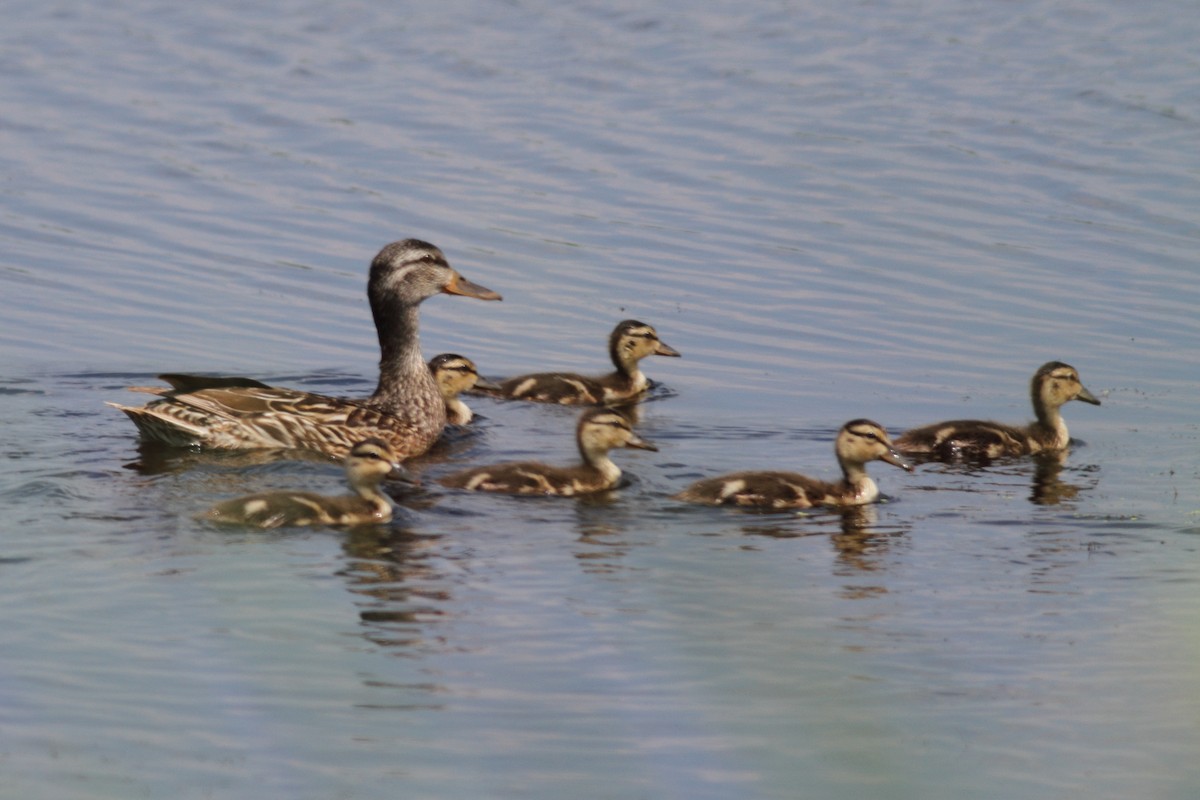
[[846, 420, 883, 440], [349, 439, 393, 459], [593, 417, 632, 431]]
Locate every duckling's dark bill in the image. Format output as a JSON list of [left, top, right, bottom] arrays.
[[882, 449, 915, 471]]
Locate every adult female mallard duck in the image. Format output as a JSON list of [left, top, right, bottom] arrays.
[[201, 438, 403, 528], [438, 408, 656, 496], [894, 361, 1100, 461], [109, 240, 501, 461], [673, 419, 913, 510], [475, 319, 680, 405], [428, 353, 498, 425]]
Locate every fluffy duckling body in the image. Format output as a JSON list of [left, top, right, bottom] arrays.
[[110, 240, 501, 461], [894, 361, 1100, 461], [439, 408, 656, 496], [429, 353, 497, 425], [201, 438, 402, 528], [478, 320, 679, 405], [674, 420, 913, 510]]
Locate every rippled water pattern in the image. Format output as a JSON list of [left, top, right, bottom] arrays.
[[2, 1, 1198, 798]]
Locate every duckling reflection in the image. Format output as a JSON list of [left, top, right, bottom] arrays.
[[896, 361, 1100, 462], [828, 505, 903, 577], [472, 319, 680, 406], [572, 520, 633, 575], [911, 447, 1095, 507], [737, 505, 909, 579], [338, 523, 452, 655], [1029, 450, 1097, 505], [738, 505, 877, 539]]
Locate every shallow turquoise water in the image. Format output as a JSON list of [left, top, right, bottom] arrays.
[[1, 1, 1199, 798]]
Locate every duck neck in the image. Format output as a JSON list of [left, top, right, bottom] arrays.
[[351, 480, 393, 517], [445, 397, 471, 425], [610, 347, 647, 392], [370, 302, 438, 412], [839, 460, 879, 504], [1030, 392, 1068, 449], [579, 442, 621, 486]]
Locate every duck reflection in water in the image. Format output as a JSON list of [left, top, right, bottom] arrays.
[[739, 504, 910, 578], [339, 522, 452, 654], [913, 448, 1096, 507], [1028, 450, 1098, 506]]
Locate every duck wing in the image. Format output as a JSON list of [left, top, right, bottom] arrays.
[[111, 386, 431, 460]]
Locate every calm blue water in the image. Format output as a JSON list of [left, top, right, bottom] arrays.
[[2, 1, 1199, 798]]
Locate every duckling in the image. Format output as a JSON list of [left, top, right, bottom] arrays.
[[475, 319, 680, 405], [894, 361, 1100, 461], [109, 239, 501, 461], [428, 353, 498, 425], [438, 408, 657, 496], [673, 419, 913, 510], [201, 438, 403, 528]]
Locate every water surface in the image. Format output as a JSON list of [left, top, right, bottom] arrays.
[[1, 1, 1198, 798]]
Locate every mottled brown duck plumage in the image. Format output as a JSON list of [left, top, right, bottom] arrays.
[[894, 361, 1100, 461], [200, 438, 403, 528], [474, 320, 679, 405], [674, 420, 913, 510], [439, 408, 656, 496], [109, 240, 501, 460]]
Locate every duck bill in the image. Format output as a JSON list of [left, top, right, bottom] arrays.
[[654, 341, 681, 358], [625, 435, 658, 452], [472, 376, 502, 392], [387, 462, 421, 487], [1075, 385, 1101, 405], [881, 448, 915, 472], [444, 273, 502, 301]]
